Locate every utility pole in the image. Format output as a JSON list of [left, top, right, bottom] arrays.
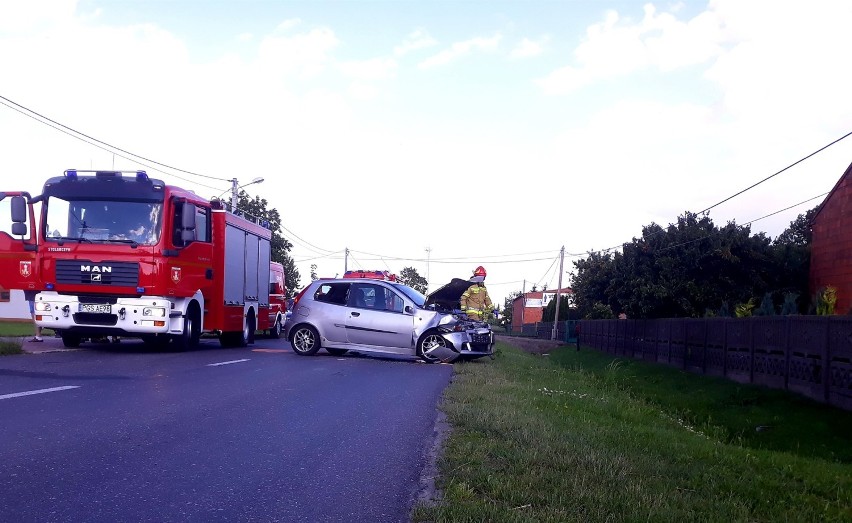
[[230, 178, 239, 213], [344, 247, 349, 273], [551, 246, 565, 340], [425, 246, 431, 292], [520, 279, 526, 330]]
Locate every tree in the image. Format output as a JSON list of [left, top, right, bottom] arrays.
[[570, 211, 796, 319], [501, 290, 522, 327], [398, 266, 428, 294], [310, 264, 318, 281], [236, 191, 301, 297], [771, 206, 817, 313]]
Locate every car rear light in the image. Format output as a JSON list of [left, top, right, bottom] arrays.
[[292, 286, 309, 309]]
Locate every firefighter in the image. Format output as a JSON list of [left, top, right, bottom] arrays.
[[460, 266, 493, 321]]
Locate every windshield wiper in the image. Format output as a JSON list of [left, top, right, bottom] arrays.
[[54, 236, 92, 245], [102, 238, 140, 248]]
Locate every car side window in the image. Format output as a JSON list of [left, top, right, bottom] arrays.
[[314, 282, 349, 305], [386, 290, 405, 313]]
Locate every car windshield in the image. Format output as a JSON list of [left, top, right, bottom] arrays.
[[44, 197, 163, 246], [391, 282, 426, 307]]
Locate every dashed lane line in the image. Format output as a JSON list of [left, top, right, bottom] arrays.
[[0, 386, 81, 400], [206, 359, 250, 367]]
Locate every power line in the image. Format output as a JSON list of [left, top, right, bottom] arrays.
[[0, 94, 230, 182], [697, 130, 852, 214]]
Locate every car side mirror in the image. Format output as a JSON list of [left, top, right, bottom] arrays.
[[404, 305, 413, 314]]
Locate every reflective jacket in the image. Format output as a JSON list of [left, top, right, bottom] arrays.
[[460, 283, 493, 320]]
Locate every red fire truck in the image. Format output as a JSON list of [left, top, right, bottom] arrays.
[[0, 169, 286, 348]]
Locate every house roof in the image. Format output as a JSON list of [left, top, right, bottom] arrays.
[[811, 159, 852, 224]]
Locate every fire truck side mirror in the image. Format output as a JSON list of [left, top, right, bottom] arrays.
[[179, 202, 197, 245], [10, 196, 27, 236]]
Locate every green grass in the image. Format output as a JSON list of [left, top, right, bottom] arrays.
[[413, 343, 852, 522], [0, 321, 56, 356], [0, 320, 55, 337], [0, 340, 24, 355]]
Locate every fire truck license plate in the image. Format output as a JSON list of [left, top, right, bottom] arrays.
[[80, 304, 110, 314]]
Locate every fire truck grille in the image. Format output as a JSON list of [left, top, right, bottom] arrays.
[[55, 260, 140, 287], [73, 313, 118, 326]]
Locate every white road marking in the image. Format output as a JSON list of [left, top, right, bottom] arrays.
[[0, 386, 80, 400], [206, 359, 250, 367]]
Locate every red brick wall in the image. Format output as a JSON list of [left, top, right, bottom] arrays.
[[811, 169, 852, 314]]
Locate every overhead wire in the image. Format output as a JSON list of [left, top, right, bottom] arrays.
[[0, 94, 230, 182], [697, 130, 852, 215]]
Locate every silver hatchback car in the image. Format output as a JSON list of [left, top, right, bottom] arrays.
[[284, 277, 494, 363]]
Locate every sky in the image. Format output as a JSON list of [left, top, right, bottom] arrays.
[[2, 0, 852, 307]]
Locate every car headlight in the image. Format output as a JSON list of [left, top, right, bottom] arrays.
[[34, 302, 52, 312], [142, 307, 167, 317]]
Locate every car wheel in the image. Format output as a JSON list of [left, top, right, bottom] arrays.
[[325, 347, 348, 356], [417, 331, 446, 363], [290, 325, 320, 356]]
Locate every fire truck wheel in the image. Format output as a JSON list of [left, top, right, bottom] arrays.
[[142, 334, 171, 349], [60, 332, 81, 348], [290, 325, 320, 356], [269, 316, 283, 339], [173, 306, 201, 350]]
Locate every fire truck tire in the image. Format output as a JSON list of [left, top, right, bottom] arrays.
[[173, 306, 201, 350], [269, 316, 283, 339], [290, 325, 320, 356], [220, 311, 255, 348], [142, 334, 171, 349], [60, 332, 81, 348]]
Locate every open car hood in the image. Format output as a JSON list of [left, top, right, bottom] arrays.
[[424, 278, 476, 310]]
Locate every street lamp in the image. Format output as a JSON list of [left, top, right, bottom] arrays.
[[230, 177, 264, 212]]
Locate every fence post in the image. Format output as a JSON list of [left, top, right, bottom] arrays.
[[749, 317, 755, 385], [784, 316, 791, 391], [824, 317, 831, 402]]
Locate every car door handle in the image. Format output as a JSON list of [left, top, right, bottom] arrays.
[[351, 312, 360, 317]]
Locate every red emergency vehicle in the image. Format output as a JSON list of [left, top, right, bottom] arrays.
[[342, 270, 397, 281], [0, 169, 286, 348]]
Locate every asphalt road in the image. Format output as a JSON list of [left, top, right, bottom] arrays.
[[0, 336, 454, 522]]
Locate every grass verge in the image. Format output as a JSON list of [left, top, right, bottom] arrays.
[[0, 320, 54, 338], [412, 343, 852, 522], [0, 340, 24, 356]]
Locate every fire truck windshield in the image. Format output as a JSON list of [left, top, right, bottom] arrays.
[[44, 197, 163, 246]]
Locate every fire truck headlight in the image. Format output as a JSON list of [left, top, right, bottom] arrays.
[[34, 302, 52, 312], [142, 307, 167, 318]]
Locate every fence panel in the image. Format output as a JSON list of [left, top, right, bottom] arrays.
[[685, 319, 706, 372], [656, 320, 671, 363], [642, 319, 659, 361], [787, 317, 827, 402], [725, 319, 752, 384], [668, 319, 686, 368], [705, 318, 726, 376], [752, 317, 787, 389], [828, 317, 852, 410]]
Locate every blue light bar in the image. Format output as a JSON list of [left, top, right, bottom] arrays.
[[136, 287, 145, 294], [46, 283, 55, 290], [65, 170, 77, 180], [136, 171, 148, 181]]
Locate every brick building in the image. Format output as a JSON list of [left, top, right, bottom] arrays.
[[511, 287, 573, 331], [810, 160, 852, 314]]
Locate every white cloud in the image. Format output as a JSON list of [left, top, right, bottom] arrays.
[[536, 4, 725, 95], [509, 37, 546, 59], [338, 57, 397, 81], [256, 26, 339, 79], [418, 34, 501, 69], [393, 28, 436, 56]]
